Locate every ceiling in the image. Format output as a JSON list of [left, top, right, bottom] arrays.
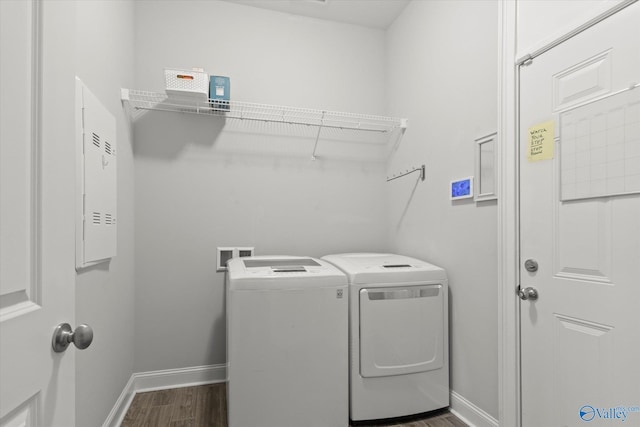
[[221, 0, 411, 30]]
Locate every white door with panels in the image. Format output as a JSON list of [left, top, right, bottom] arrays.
[[519, 3, 640, 426], [1, 1, 79, 426]]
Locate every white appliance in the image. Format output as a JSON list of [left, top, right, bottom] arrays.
[[322, 253, 449, 422], [226, 256, 349, 427]]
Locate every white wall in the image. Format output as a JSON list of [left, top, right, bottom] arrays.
[[386, 0, 499, 420], [74, 1, 136, 426], [132, 1, 390, 372]]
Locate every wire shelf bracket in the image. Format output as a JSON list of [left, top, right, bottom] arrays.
[[386, 164, 425, 183], [311, 111, 326, 161]]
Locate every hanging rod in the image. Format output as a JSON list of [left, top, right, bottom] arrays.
[[386, 165, 425, 182]]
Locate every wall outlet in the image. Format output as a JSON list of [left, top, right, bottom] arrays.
[[217, 247, 255, 272], [237, 247, 254, 258]]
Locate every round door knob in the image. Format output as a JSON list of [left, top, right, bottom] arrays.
[[52, 323, 94, 353], [519, 287, 539, 301]]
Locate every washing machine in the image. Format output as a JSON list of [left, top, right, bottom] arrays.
[[226, 255, 349, 427], [322, 253, 449, 422]]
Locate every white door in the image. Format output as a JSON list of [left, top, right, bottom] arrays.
[[1, 1, 77, 426], [520, 3, 640, 427]]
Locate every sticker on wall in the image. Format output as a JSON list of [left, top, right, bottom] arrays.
[[528, 120, 555, 162]]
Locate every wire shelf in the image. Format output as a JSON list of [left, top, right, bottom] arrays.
[[121, 89, 407, 134]]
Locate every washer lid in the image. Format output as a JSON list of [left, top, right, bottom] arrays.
[[227, 255, 347, 290], [322, 253, 447, 284]]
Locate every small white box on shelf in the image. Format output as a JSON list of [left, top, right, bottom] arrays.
[[164, 68, 209, 101]]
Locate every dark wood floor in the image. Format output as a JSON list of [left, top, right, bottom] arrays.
[[121, 384, 467, 427], [121, 384, 226, 427]]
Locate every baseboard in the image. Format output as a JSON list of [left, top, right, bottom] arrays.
[[103, 364, 227, 427], [449, 390, 499, 427], [102, 374, 137, 427], [133, 363, 227, 393]]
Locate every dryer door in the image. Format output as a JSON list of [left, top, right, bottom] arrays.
[[359, 284, 444, 378]]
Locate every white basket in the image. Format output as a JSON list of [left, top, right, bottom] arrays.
[[164, 68, 209, 100]]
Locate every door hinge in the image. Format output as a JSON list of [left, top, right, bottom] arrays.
[[522, 54, 534, 66]]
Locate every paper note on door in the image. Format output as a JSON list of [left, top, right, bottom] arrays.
[[528, 120, 555, 161]]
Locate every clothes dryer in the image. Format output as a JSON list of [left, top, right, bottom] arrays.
[[322, 253, 449, 422]]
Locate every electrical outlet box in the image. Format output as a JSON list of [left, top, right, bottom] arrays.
[[237, 247, 254, 258], [217, 247, 234, 272], [217, 247, 254, 272]]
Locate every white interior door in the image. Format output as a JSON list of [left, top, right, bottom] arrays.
[[519, 3, 640, 426], [1, 1, 77, 426]]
